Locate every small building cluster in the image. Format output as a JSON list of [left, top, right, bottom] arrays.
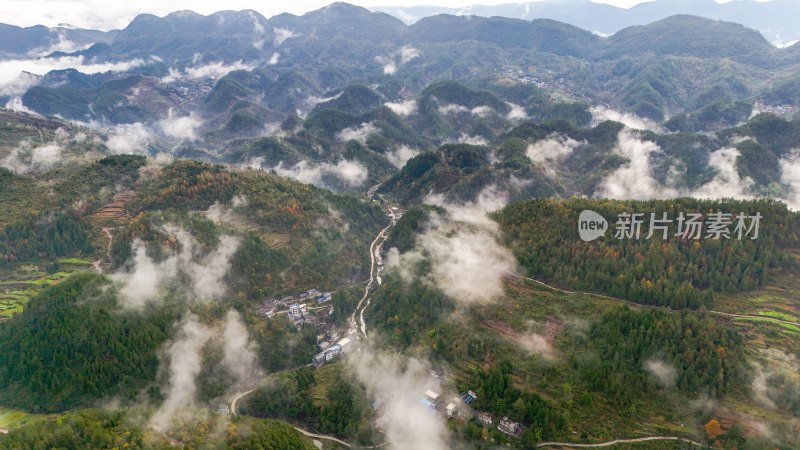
[[255, 288, 335, 327], [312, 336, 352, 367], [414, 389, 465, 420]]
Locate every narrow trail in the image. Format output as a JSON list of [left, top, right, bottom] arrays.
[[536, 436, 705, 448], [92, 227, 116, 273], [506, 272, 800, 328], [230, 388, 256, 416]]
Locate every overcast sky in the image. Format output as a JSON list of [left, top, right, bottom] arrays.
[[1, 0, 680, 30]]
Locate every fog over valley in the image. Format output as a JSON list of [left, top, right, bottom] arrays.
[[0, 1, 799, 449]]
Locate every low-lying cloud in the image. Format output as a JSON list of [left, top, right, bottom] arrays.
[[221, 310, 264, 392], [384, 99, 416, 117], [105, 122, 152, 155], [1, 142, 63, 174], [113, 225, 240, 309], [305, 92, 343, 112], [385, 145, 420, 169], [159, 109, 202, 141], [779, 150, 800, 209], [150, 314, 213, 432], [751, 364, 777, 409], [518, 331, 556, 361], [0, 71, 38, 97], [248, 11, 266, 49], [438, 103, 493, 118], [4, 96, 40, 115], [336, 122, 378, 144], [593, 130, 674, 200], [205, 195, 248, 225], [526, 134, 582, 177], [273, 27, 299, 46], [376, 45, 420, 75], [348, 347, 451, 450], [0, 55, 146, 97], [507, 102, 528, 121], [452, 133, 489, 146], [386, 186, 518, 306], [161, 60, 254, 83], [591, 106, 663, 132], [690, 147, 754, 199], [645, 358, 678, 388], [149, 310, 262, 432], [594, 131, 764, 203], [270, 159, 369, 189]]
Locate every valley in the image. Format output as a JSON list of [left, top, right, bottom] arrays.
[[0, 1, 799, 449]]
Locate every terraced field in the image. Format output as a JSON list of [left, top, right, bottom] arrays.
[[0, 259, 93, 319]]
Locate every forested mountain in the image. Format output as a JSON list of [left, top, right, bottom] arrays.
[[0, 274, 177, 412], [358, 197, 799, 448], [0, 409, 316, 449], [0, 109, 392, 447], [496, 197, 800, 308], [5, 4, 800, 210], [373, 0, 800, 45], [0, 23, 116, 58], [2, 2, 800, 449], [5, 3, 800, 138]]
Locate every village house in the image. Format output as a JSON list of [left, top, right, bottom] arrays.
[[425, 390, 441, 405], [498, 416, 522, 437], [461, 390, 477, 404]]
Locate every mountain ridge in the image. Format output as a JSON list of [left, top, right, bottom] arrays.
[[373, 0, 800, 45]]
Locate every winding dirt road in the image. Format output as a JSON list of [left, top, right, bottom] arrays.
[[505, 271, 800, 328], [536, 436, 704, 448], [229, 388, 256, 416], [294, 428, 352, 448], [229, 386, 356, 448]]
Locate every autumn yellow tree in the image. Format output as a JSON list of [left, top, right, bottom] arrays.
[[704, 418, 723, 439]]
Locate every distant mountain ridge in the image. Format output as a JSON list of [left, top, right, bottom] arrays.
[[0, 23, 116, 58], [6, 3, 795, 123], [373, 0, 800, 46], [2, 2, 800, 186]]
